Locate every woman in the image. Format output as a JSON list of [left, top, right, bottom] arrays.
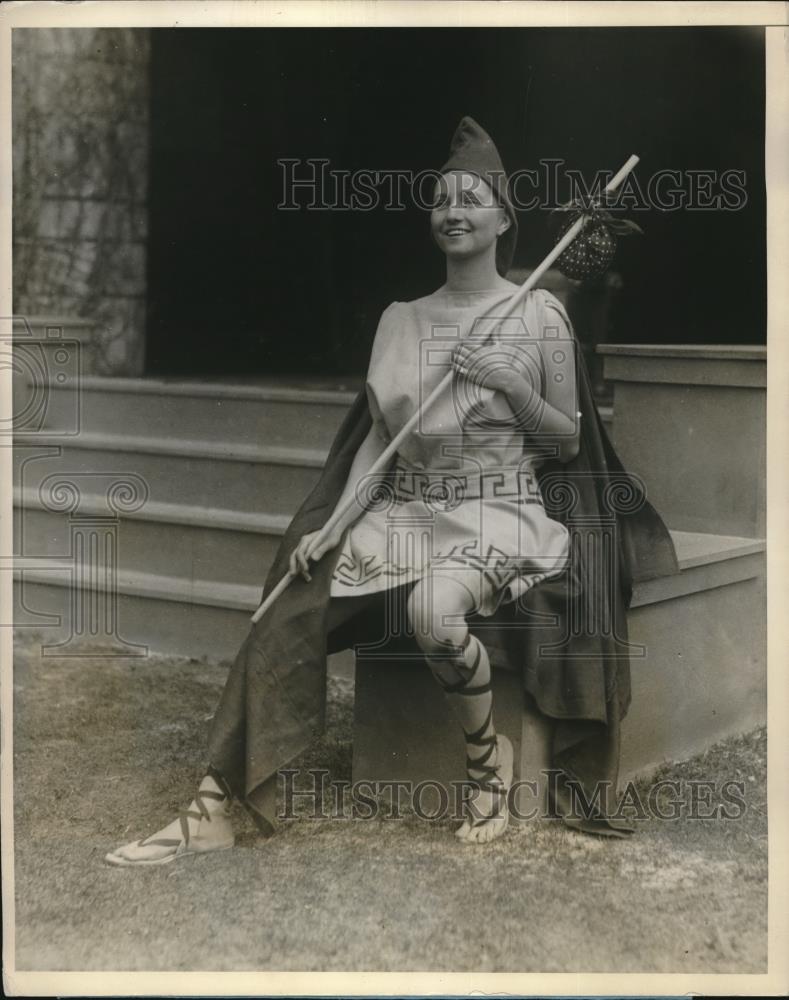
[[106, 118, 677, 866]]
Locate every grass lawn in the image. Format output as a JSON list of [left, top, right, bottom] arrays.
[[11, 629, 767, 973]]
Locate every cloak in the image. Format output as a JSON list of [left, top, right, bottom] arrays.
[[207, 323, 680, 837]]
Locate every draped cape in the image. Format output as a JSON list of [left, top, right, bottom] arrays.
[[207, 323, 680, 836]]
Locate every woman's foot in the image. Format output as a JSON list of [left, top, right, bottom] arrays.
[[416, 610, 513, 847], [456, 734, 513, 845], [105, 773, 234, 867]]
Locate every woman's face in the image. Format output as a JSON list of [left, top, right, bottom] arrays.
[[430, 170, 509, 265]]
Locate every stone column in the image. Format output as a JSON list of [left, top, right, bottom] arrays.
[[12, 28, 150, 375]]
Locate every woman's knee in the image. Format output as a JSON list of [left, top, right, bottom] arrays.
[[407, 576, 474, 656]]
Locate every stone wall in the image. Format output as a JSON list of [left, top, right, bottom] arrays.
[[12, 28, 150, 375]]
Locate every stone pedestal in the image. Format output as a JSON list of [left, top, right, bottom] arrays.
[[352, 653, 555, 823]]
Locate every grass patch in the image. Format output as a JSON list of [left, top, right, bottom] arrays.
[[12, 630, 767, 972]]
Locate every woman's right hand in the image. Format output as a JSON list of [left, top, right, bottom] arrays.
[[289, 525, 345, 582]]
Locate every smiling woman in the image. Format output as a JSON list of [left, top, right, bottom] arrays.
[[105, 116, 676, 866]]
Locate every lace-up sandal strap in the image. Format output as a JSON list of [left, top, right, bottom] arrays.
[[454, 632, 481, 680], [427, 634, 482, 687], [196, 789, 226, 808], [136, 811, 192, 850], [190, 794, 212, 821], [467, 794, 507, 828], [465, 735, 498, 775], [177, 802, 223, 844], [189, 785, 229, 823], [206, 763, 233, 799], [460, 735, 514, 834], [464, 770, 509, 827], [135, 789, 225, 852], [441, 676, 493, 697], [465, 706, 494, 746], [466, 757, 504, 781], [433, 631, 475, 660], [467, 779, 508, 797], [466, 739, 506, 783], [136, 835, 183, 849], [464, 781, 508, 827], [466, 750, 504, 787], [466, 735, 512, 791]]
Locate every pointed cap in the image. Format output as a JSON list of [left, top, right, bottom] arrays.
[[440, 116, 518, 276]]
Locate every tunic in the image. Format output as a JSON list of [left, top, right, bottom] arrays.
[[329, 287, 573, 616]]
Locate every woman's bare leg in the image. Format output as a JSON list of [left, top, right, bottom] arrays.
[[407, 574, 512, 845]]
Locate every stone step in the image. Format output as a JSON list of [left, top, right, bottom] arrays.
[[14, 374, 611, 445], [11, 528, 763, 662], [13, 488, 289, 588], [13, 432, 326, 515], [11, 562, 355, 676], [19, 375, 357, 447]]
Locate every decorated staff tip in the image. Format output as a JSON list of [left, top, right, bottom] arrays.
[[553, 191, 644, 282]]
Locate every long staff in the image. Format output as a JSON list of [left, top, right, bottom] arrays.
[[251, 154, 640, 624]]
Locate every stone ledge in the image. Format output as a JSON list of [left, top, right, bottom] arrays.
[[631, 531, 764, 609], [598, 343, 766, 388], [13, 486, 290, 536], [32, 374, 360, 406], [598, 344, 765, 360], [14, 430, 328, 467], [11, 563, 260, 613], [10, 530, 765, 620]]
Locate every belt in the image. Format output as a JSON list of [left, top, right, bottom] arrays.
[[377, 459, 543, 510]]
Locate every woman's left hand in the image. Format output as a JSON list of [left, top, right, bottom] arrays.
[[451, 342, 518, 394]]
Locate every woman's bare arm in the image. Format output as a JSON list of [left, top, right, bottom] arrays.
[[498, 364, 580, 462], [452, 331, 581, 463]]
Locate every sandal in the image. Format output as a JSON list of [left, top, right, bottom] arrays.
[[429, 635, 514, 844], [105, 787, 234, 867], [458, 733, 514, 843]]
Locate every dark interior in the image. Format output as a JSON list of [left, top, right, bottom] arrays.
[[145, 26, 766, 376]]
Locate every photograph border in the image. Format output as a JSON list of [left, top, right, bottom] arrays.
[[1, 2, 787, 996]]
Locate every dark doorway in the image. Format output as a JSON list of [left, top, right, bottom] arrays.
[[146, 27, 765, 377]]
